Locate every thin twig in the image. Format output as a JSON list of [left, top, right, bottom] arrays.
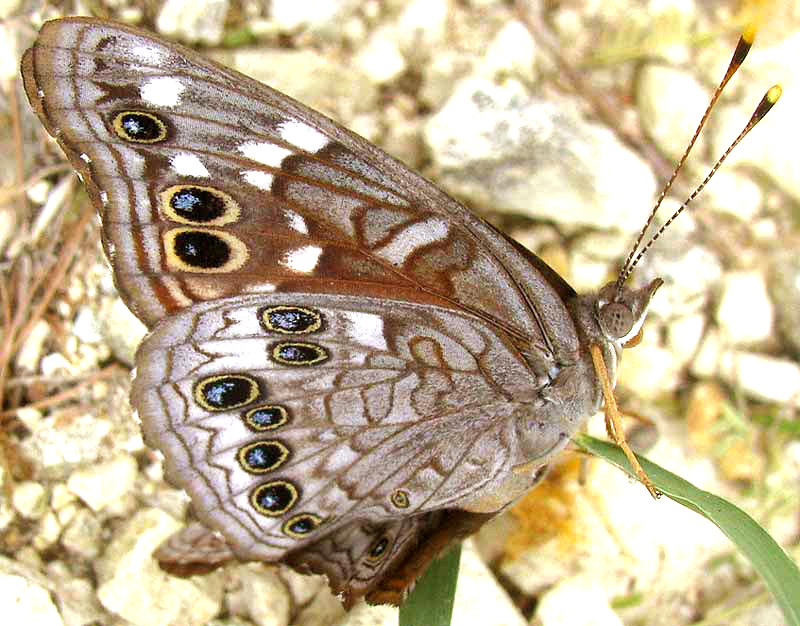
[[0, 364, 124, 419], [10, 199, 94, 358]]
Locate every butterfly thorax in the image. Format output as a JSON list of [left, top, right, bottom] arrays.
[[478, 278, 661, 513], [509, 278, 662, 460]]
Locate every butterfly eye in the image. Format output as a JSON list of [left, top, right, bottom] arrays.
[[598, 301, 634, 340]]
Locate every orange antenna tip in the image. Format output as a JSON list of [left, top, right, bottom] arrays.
[[768, 84, 783, 103], [742, 24, 758, 46], [751, 85, 782, 123], [729, 34, 753, 72]]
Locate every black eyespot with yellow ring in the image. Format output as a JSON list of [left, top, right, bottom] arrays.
[[260, 306, 322, 335], [270, 342, 328, 366], [282, 513, 323, 538], [163, 227, 249, 273], [112, 111, 168, 143], [250, 480, 298, 516], [160, 185, 241, 226], [237, 441, 289, 474], [366, 536, 390, 562], [243, 405, 289, 431], [390, 490, 410, 509], [194, 374, 260, 411]]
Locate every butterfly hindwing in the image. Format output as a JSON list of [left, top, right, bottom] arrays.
[[132, 293, 568, 563], [155, 522, 236, 576], [287, 514, 440, 608]]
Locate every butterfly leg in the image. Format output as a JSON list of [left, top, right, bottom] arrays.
[[589, 344, 660, 499]]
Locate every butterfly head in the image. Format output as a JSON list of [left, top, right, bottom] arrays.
[[595, 278, 663, 350]]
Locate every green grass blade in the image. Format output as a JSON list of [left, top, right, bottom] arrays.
[[399, 544, 461, 626], [574, 433, 800, 626]]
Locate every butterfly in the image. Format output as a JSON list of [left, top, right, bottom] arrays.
[[21, 16, 664, 607]]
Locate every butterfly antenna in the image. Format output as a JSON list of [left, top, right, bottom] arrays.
[[620, 83, 781, 282], [615, 27, 771, 292]]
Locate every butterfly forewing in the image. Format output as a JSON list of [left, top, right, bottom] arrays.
[[22, 17, 579, 372]]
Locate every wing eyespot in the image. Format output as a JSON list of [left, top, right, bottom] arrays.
[[163, 227, 249, 273], [112, 111, 168, 143], [194, 374, 261, 411], [390, 490, 410, 509], [260, 306, 322, 334], [250, 480, 298, 516], [366, 536, 390, 562], [282, 513, 323, 538], [270, 342, 329, 366], [160, 185, 241, 226], [237, 441, 290, 474], [243, 405, 290, 431]]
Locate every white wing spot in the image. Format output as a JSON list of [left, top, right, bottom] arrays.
[[99, 191, 109, 205], [344, 312, 387, 350], [140, 77, 186, 107], [249, 282, 277, 293], [280, 245, 322, 273], [239, 141, 293, 167], [171, 153, 210, 178], [285, 210, 308, 234], [241, 170, 274, 191], [131, 44, 164, 64], [80, 153, 91, 163], [278, 119, 329, 153], [377, 217, 450, 265]]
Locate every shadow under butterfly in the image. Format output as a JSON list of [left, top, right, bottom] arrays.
[[20, 17, 778, 608]]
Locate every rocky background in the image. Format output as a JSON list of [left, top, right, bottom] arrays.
[[0, 1, 798, 625]]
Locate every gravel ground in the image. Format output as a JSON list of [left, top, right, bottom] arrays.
[[1, 1, 798, 625]]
